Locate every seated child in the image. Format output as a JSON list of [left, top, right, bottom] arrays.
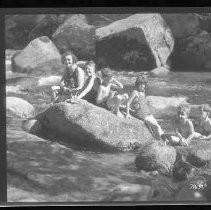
[[197, 104, 211, 140], [125, 74, 164, 140], [162, 105, 203, 146], [96, 68, 128, 118]]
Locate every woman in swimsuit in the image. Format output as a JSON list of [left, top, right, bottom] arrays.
[[70, 61, 101, 104], [51, 51, 85, 103]]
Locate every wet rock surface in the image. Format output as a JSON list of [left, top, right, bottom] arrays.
[[135, 142, 177, 176]]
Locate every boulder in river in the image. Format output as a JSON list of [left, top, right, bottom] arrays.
[[35, 99, 154, 152], [146, 96, 188, 119], [149, 66, 170, 77], [6, 97, 35, 118], [135, 141, 177, 175], [11, 36, 63, 75], [5, 15, 46, 49], [52, 14, 96, 58], [96, 13, 174, 70], [186, 140, 211, 168], [37, 75, 61, 87], [172, 158, 195, 181]]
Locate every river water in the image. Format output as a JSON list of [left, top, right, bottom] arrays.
[[6, 52, 211, 203]]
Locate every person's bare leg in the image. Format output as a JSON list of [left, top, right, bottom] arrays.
[[113, 95, 125, 118], [145, 115, 164, 140], [51, 89, 59, 104], [144, 120, 157, 138]]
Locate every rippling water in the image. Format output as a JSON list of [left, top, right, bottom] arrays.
[[6, 54, 211, 202]]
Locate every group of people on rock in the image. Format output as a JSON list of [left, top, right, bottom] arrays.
[[51, 51, 211, 147]]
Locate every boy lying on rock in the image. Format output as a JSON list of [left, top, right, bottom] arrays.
[[162, 105, 204, 146]]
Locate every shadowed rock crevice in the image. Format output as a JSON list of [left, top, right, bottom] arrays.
[[96, 31, 156, 71]]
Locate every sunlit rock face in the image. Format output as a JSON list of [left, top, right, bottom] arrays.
[[52, 14, 96, 59], [6, 97, 35, 119], [11, 36, 63, 75]]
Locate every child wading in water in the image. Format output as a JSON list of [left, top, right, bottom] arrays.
[[125, 75, 164, 140], [96, 68, 128, 118], [162, 105, 203, 146]]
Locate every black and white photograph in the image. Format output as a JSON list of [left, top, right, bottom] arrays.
[[5, 10, 211, 204]]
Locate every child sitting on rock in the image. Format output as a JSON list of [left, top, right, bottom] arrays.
[[162, 105, 203, 146], [96, 68, 128, 118], [125, 74, 164, 140], [197, 104, 211, 140]]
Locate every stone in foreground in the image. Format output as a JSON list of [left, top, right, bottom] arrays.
[[6, 97, 35, 119], [135, 142, 177, 175], [35, 99, 154, 151]]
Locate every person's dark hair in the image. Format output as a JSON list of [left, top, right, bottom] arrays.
[[135, 74, 147, 89], [200, 104, 211, 113], [62, 51, 78, 64], [86, 60, 96, 68], [101, 67, 112, 80], [177, 104, 190, 116]]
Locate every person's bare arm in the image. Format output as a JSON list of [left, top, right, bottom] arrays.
[[126, 90, 137, 118], [185, 120, 196, 144], [77, 76, 95, 99], [60, 70, 67, 88], [76, 67, 85, 90], [96, 86, 104, 104], [110, 78, 123, 89], [174, 120, 184, 140]]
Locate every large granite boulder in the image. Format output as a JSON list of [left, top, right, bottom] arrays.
[[146, 96, 188, 119], [6, 97, 35, 118], [186, 140, 211, 168], [52, 14, 96, 58], [96, 13, 174, 70], [35, 100, 154, 152], [175, 139, 211, 170], [11, 36, 63, 75], [28, 15, 61, 41], [135, 142, 177, 175], [162, 14, 200, 39], [172, 158, 195, 181], [5, 15, 46, 49], [163, 14, 211, 70], [172, 30, 211, 70]]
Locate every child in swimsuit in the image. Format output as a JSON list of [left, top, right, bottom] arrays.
[[96, 68, 128, 118], [197, 104, 211, 140], [162, 105, 203, 146], [126, 75, 164, 140]]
